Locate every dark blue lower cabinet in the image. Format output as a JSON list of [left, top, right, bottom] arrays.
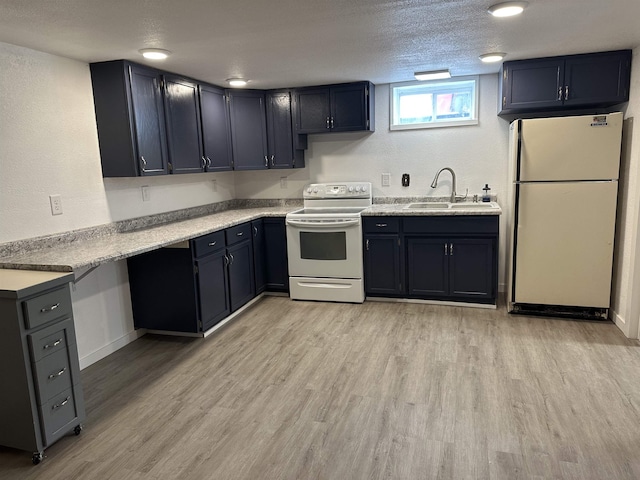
[[227, 239, 255, 311], [196, 249, 231, 331], [364, 235, 404, 296], [252, 220, 267, 294], [263, 218, 289, 292], [406, 236, 496, 303]]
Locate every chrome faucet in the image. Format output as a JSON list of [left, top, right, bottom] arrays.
[[430, 167, 457, 203]]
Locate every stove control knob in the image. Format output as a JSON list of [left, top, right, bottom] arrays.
[[348, 186, 354, 192], [306, 187, 312, 193], [313, 187, 318, 193], [361, 185, 368, 192], [355, 186, 361, 192]]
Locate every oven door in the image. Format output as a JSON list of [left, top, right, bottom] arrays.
[[286, 217, 363, 279]]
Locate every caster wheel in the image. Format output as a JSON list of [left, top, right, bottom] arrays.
[[74, 424, 83, 436], [32, 452, 43, 465]]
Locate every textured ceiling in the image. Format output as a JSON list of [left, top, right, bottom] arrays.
[[0, 0, 639, 89]]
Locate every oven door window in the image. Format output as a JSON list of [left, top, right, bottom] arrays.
[[300, 231, 347, 260]]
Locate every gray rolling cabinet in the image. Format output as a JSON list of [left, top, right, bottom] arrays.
[[0, 270, 85, 464]]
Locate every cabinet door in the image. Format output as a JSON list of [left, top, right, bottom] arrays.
[[252, 219, 267, 294], [266, 91, 296, 168], [128, 65, 169, 175], [196, 250, 231, 331], [228, 90, 268, 170], [364, 235, 403, 296], [227, 240, 256, 311], [406, 238, 448, 297], [263, 218, 289, 291], [331, 83, 369, 132], [295, 88, 331, 133], [502, 58, 564, 112], [448, 239, 495, 301], [200, 85, 233, 171], [564, 51, 631, 107], [163, 75, 204, 174]]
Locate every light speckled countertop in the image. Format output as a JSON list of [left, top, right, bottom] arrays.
[[0, 199, 501, 273], [0, 206, 294, 273]]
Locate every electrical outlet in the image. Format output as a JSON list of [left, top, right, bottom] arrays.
[[211, 179, 217, 192], [280, 177, 288, 189], [49, 194, 63, 215], [382, 173, 391, 187], [141, 186, 150, 202]]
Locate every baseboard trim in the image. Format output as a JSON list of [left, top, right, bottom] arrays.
[[365, 297, 497, 310], [79, 328, 147, 370]]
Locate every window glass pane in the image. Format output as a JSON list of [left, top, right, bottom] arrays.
[[390, 76, 478, 130]]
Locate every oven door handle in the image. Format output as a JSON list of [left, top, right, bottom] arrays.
[[286, 218, 360, 228]]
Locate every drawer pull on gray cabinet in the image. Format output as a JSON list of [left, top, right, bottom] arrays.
[[52, 397, 70, 410], [208, 241, 217, 247], [40, 303, 60, 313], [236, 232, 243, 237], [376, 223, 387, 228], [43, 339, 62, 350], [48, 367, 66, 380]]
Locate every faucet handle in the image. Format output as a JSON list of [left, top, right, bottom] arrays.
[[454, 189, 468, 203]]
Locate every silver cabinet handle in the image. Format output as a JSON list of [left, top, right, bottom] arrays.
[[558, 87, 563, 101], [236, 232, 243, 237], [229, 253, 234, 265], [140, 156, 148, 173], [48, 367, 66, 380], [450, 243, 454, 256], [366, 239, 370, 251], [264, 156, 269, 167], [40, 303, 60, 313], [208, 241, 217, 247], [201, 156, 207, 169], [253, 226, 258, 236], [330, 117, 334, 129], [564, 85, 569, 100], [444, 243, 448, 255], [326, 116, 330, 129], [206, 157, 212, 168], [376, 223, 388, 228], [270, 155, 275, 167], [43, 339, 62, 350], [52, 397, 70, 410], [224, 255, 230, 266]]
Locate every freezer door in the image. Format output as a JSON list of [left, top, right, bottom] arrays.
[[518, 112, 622, 181], [513, 181, 618, 308]]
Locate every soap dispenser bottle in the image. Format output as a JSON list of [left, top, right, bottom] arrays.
[[482, 184, 491, 202]]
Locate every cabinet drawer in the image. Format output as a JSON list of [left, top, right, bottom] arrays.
[[28, 318, 77, 363], [226, 223, 252, 246], [363, 217, 400, 233], [23, 286, 72, 330], [32, 348, 75, 406], [40, 387, 79, 446], [192, 231, 225, 258], [403, 216, 499, 235]]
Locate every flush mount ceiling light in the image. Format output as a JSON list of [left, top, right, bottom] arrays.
[[227, 78, 249, 87], [414, 69, 451, 81], [479, 52, 506, 63], [488, 1, 528, 17], [138, 48, 171, 60]]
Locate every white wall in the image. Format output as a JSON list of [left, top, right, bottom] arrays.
[[0, 42, 236, 367], [611, 47, 640, 339], [236, 76, 512, 288]]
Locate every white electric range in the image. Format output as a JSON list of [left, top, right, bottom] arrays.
[[285, 182, 372, 303]]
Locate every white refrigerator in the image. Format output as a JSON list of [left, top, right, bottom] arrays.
[[507, 112, 623, 318]]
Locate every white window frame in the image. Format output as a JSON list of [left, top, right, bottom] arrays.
[[389, 75, 479, 131]]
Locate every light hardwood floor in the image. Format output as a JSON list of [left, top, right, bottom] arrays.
[[2, 297, 640, 479]]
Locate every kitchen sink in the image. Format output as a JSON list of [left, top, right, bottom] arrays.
[[449, 202, 499, 209], [404, 202, 450, 209]]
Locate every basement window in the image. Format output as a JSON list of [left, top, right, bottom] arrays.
[[390, 76, 478, 130]]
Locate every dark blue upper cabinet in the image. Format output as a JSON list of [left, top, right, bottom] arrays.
[[499, 50, 631, 115], [90, 61, 169, 177], [199, 84, 233, 172], [266, 91, 305, 169], [294, 82, 375, 134], [228, 90, 269, 170], [163, 75, 204, 174]]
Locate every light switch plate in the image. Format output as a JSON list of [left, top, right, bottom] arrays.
[[49, 194, 63, 215], [382, 173, 390, 187], [141, 186, 150, 202]]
